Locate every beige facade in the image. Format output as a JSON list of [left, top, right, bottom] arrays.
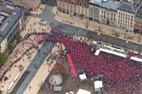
[[117, 10, 135, 31], [75, 5, 84, 16], [57, 0, 89, 18], [134, 17, 142, 33], [57, 0, 136, 32], [13, 0, 41, 11], [89, 4, 100, 21]]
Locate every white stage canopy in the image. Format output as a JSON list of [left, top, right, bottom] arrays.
[[130, 56, 142, 62], [95, 49, 100, 56], [79, 74, 87, 80], [77, 89, 91, 94], [94, 81, 103, 89], [100, 48, 127, 58]]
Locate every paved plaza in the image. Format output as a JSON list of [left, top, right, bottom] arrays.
[[0, 33, 48, 93], [0, 0, 142, 94]]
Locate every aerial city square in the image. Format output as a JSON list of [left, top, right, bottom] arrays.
[[0, 0, 142, 94]]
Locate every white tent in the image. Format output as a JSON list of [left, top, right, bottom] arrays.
[[77, 89, 91, 94], [94, 80, 103, 92], [95, 49, 100, 56], [100, 48, 127, 58], [130, 56, 142, 62], [49, 74, 62, 85], [79, 74, 87, 80]]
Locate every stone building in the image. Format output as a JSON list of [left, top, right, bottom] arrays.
[[57, 0, 140, 32], [117, 1, 135, 31], [57, 0, 89, 17], [0, 3, 23, 52], [135, 5, 142, 33], [89, 0, 136, 31], [12, 0, 41, 11]]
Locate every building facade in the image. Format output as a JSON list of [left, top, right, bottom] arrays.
[[12, 0, 41, 11], [0, 3, 23, 52], [89, 3, 100, 21], [117, 1, 135, 31], [135, 17, 142, 33], [57, 0, 89, 17], [135, 5, 142, 33], [57, 0, 138, 32]]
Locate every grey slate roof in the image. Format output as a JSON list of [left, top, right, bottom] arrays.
[[101, 1, 119, 11], [89, 0, 119, 11], [136, 5, 142, 19], [118, 1, 135, 13], [89, 0, 136, 13], [0, 3, 23, 43]]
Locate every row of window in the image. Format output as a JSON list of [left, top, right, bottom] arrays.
[[118, 21, 133, 28], [58, 2, 135, 30]]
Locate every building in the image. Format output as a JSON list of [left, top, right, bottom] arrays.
[[135, 4, 142, 33], [12, 0, 41, 11], [57, 0, 139, 32], [89, 1, 100, 21], [0, 3, 23, 52], [57, 0, 89, 17], [117, 1, 136, 31], [89, 0, 119, 26]]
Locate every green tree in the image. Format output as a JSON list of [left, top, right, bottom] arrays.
[[0, 53, 8, 67], [15, 32, 22, 42], [7, 43, 14, 53]]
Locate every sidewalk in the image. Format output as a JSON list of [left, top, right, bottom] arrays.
[[0, 34, 45, 93], [21, 16, 51, 39], [53, 7, 142, 44], [23, 54, 56, 94], [0, 4, 51, 94], [0, 48, 38, 94]]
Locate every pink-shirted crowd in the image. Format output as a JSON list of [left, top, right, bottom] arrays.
[[47, 32, 142, 94], [0, 29, 142, 94]]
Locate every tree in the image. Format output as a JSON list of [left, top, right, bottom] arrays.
[[15, 32, 22, 42], [18, 64, 24, 71], [7, 43, 14, 53], [98, 26, 100, 31], [137, 34, 141, 42], [0, 53, 8, 67]]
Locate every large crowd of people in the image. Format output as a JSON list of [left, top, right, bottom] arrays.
[[47, 32, 142, 94], [1, 29, 142, 93]]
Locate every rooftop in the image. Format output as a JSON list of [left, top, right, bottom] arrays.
[[118, 1, 136, 13], [136, 5, 142, 19], [0, 3, 23, 42], [89, 0, 137, 13], [89, 0, 119, 11]]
